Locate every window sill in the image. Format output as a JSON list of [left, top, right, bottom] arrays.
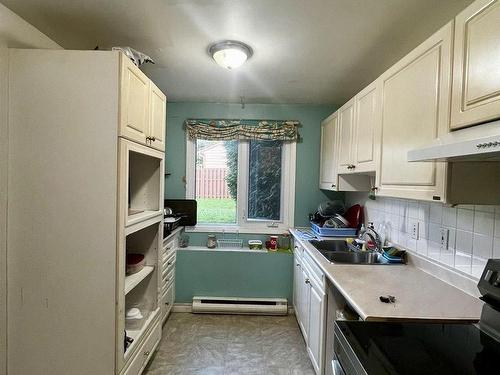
[[185, 225, 291, 235], [178, 246, 293, 254]]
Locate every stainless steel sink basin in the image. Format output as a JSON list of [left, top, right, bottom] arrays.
[[319, 250, 381, 264], [309, 240, 350, 252], [309, 239, 386, 264]]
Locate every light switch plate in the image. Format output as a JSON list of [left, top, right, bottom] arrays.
[[440, 228, 449, 250]]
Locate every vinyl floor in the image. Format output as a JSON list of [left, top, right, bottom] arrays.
[[143, 312, 315, 375]]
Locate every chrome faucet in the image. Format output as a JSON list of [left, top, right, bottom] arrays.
[[362, 222, 383, 253]]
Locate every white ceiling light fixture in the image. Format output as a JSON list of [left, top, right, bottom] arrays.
[[209, 40, 253, 70]]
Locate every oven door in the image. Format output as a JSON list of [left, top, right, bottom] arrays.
[[333, 322, 367, 375], [332, 354, 346, 375]]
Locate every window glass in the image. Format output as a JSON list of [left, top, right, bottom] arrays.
[[195, 139, 238, 224], [247, 140, 282, 221]]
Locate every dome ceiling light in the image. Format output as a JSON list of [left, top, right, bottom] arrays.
[[208, 40, 253, 70]]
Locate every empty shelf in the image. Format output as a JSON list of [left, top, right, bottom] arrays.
[[125, 266, 154, 295]]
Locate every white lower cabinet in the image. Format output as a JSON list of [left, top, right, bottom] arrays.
[[293, 242, 327, 375], [298, 265, 311, 342], [121, 320, 161, 375], [161, 281, 175, 321], [308, 280, 326, 374], [160, 232, 179, 323]]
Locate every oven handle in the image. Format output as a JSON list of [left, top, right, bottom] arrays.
[[332, 356, 346, 375]]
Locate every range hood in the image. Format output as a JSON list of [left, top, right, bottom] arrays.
[[408, 134, 500, 161], [408, 121, 500, 162]]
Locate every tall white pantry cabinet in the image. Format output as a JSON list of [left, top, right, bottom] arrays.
[[6, 49, 166, 375]]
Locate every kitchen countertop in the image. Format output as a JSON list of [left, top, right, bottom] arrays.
[[290, 228, 483, 322]]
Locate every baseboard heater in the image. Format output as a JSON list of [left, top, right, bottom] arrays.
[[192, 296, 288, 315]]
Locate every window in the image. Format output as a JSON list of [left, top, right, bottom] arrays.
[[186, 137, 296, 233]]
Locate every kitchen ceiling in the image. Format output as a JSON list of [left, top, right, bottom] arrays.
[[2, 0, 473, 105]]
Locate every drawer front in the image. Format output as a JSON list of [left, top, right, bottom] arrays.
[[161, 250, 176, 274], [161, 266, 175, 287], [303, 251, 324, 289], [162, 239, 176, 257], [161, 281, 175, 321], [121, 320, 161, 375], [294, 241, 304, 260]]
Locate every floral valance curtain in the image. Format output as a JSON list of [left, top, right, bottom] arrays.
[[184, 119, 300, 141]]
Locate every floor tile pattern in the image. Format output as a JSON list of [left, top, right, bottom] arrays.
[[144, 313, 315, 375]]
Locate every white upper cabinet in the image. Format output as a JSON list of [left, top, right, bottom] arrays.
[[149, 81, 167, 151], [120, 55, 150, 145], [120, 54, 167, 151], [353, 80, 382, 173], [319, 113, 339, 190], [337, 98, 356, 174], [377, 22, 453, 202], [451, 0, 500, 129], [332, 81, 381, 177]]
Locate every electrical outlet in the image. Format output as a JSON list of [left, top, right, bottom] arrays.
[[411, 222, 419, 240], [440, 228, 449, 250]]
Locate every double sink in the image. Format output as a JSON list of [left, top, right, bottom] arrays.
[[309, 239, 384, 265]]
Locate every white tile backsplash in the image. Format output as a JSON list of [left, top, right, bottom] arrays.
[[429, 203, 443, 224], [495, 213, 500, 238], [456, 230, 473, 254], [474, 211, 494, 236], [494, 238, 500, 258], [457, 208, 474, 232], [346, 192, 500, 280], [443, 206, 457, 227], [473, 233, 493, 259]]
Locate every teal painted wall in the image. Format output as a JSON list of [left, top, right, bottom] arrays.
[[175, 250, 294, 303], [165, 102, 341, 303]]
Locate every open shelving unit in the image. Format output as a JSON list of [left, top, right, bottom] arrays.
[[125, 266, 155, 295], [117, 138, 165, 373], [122, 139, 164, 227]]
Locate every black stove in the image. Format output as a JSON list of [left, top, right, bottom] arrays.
[[333, 259, 500, 375]]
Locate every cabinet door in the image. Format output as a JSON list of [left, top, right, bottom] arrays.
[[298, 267, 310, 343], [120, 55, 150, 145], [337, 98, 356, 174], [451, 0, 500, 129], [293, 254, 301, 319], [353, 80, 381, 173], [308, 282, 326, 375], [378, 22, 451, 202], [149, 82, 167, 151], [319, 113, 339, 190]]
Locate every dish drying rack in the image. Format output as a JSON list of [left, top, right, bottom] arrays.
[[217, 230, 243, 248]]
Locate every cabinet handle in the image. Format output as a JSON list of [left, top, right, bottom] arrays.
[[144, 351, 150, 356], [167, 262, 172, 266], [150, 136, 156, 142], [296, 263, 301, 268], [331, 184, 336, 188], [305, 278, 310, 284], [165, 302, 169, 306]]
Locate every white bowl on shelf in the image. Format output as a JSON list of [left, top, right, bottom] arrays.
[[125, 307, 144, 330]]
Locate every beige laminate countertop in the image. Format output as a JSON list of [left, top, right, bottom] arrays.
[[290, 228, 483, 322]]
